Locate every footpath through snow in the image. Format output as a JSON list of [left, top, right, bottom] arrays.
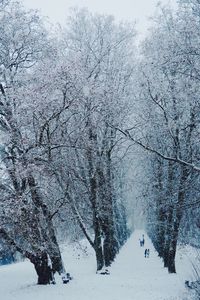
[[0, 230, 191, 300]]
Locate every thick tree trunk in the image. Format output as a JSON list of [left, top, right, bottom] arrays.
[[94, 223, 104, 271], [167, 233, 178, 273], [156, 207, 166, 258], [86, 125, 105, 272], [153, 158, 166, 257], [32, 251, 54, 285], [102, 223, 119, 267], [27, 173, 69, 283], [90, 176, 105, 271], [163, 205, 173, 268], [114, 200, 129, 247], [90, 178, 104, 271], [163, 161, 175, 267], [102, 155, 119, 266], [167, 166, 189, 273]]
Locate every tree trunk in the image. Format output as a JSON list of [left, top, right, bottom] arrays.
[[26, 250, 55, 285], [102, 222, 119, 267], [32, 251, 54, 285], [156, 207, 166, 258], [163, 161, 175, 267], [91, 176, 105, 271], [101, 151, 119, 266], [163, 205, 173, 268], [167, 232, 178, 273], [167, 166, 189, 273], [27, 173, 69, 282], [114, 199, 129, 247], [94, 222, 104, 271], [153, 158, 165, 257]]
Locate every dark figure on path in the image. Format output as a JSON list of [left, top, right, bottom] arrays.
[[144, 249, 147, 258], [140, 234, 145, 247], [146, 249, 150, 258]]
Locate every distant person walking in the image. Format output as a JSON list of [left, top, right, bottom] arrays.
[[144, 249, 147, 258], [147, 249, 150, 258], [140, 234, 145, 247], [144, 249, 150, 258]]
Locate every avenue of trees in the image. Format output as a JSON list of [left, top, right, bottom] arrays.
[[0, 0, 200, 294]]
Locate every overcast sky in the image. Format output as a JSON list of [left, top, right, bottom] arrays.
[[22, 0, 177, 39]]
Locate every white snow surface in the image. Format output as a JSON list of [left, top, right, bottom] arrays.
[[0, 230, 192, 300]]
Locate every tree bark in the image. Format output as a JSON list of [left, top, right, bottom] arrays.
[[31, 251, 54, 285], [167, 166, 189, 273], [101, 150, 119, 266], [27, 173, 69, 282], [163, 206, 173, 268], [90, 175, 105, 271], [94, 222, 104, 271], [156, 207, 166, 258]]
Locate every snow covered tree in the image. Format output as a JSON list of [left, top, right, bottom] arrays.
[[132, 0, 200, 273], [30, 8, 136, 272], [0, 0, 70, 284]]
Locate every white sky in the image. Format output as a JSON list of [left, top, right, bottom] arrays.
[[22, 0, 177, 38]]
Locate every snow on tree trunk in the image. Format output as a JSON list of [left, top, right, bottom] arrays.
[[32, 251, 54, 285]]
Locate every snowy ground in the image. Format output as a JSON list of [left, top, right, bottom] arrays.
[[0, 230, 192, 300]]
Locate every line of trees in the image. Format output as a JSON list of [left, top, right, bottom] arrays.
[[0, 1, 135, 284], [124, 0, 200, 276]]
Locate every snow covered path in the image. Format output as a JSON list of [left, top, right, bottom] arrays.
[[0, 230, 190, 300]]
